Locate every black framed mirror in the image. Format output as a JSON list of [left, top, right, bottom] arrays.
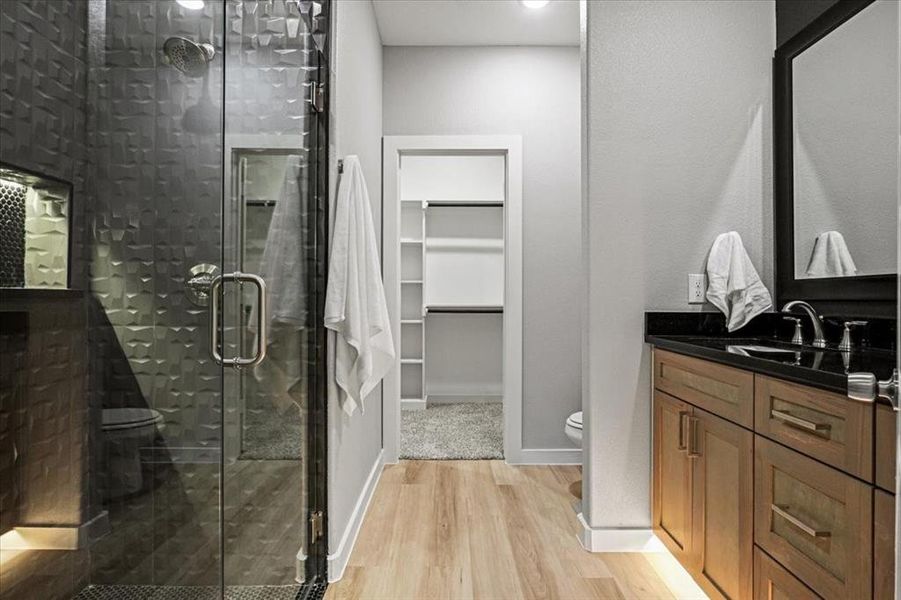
[[774, 0, 899, 317]]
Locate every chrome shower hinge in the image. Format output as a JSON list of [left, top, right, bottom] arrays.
[[309, 82, 326, 113], [310, 511, 324, 541]]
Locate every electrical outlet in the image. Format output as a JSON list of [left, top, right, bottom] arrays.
[[688, 274, 706, 304]]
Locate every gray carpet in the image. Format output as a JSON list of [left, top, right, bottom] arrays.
[[400, 403, 503, 460], [239, 408, 302, 461]]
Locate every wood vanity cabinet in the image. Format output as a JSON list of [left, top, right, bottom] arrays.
[[651, 348, 892, 600], [652, 351, 754, 599]]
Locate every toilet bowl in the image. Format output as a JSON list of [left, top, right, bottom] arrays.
[[101, 408, 164, 500], [564, 411, 583, 447]]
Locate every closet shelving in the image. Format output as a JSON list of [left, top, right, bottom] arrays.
[[397, 153, 506, 409]]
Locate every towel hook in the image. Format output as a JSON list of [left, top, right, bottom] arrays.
[[337, 159, 344, 174]]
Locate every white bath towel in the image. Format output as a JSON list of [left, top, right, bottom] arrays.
[[705, 232, 773, 332], [252, 156, 307, 414], [805, 231, 857, 278], [325, 156, 395, 416]]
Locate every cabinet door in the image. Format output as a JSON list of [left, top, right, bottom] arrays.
[[874, 490, 895, 600], [653, 390, 693, 561], [690, 408, 753, 599]]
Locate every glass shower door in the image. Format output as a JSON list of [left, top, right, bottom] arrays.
[[219, 0, 329, 592], [0, 1, 327, 598]]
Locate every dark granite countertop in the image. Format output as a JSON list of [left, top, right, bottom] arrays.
[[645, 312, 896, 396]]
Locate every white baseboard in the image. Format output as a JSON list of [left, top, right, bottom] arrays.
[[507, 447, 581, 465], [327, 450, 384, 582], [576, 512, 665, 552], [401, 399, 426, 410]]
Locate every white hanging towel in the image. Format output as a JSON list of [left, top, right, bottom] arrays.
[[325, 155, 396, 416], [705, 231, 773, 332], [805, 231, 857, 278]]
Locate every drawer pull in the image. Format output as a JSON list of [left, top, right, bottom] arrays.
[[770, 409, 831, 434], [771, 504, 831, 539], [678, 411, 689, 450]]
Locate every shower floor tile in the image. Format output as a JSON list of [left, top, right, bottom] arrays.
[[73, 583, 321, 600]]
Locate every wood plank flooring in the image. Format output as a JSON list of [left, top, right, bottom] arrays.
[[325, 461, 707, 600]]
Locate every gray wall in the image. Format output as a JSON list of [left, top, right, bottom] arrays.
[[327, 0, 384, 576], [582, 0, 774, 531], [382, 45, 582, 450]]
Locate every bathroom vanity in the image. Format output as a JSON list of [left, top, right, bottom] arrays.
[[650, 1, 901, 595], [647, 313, 896, 600]]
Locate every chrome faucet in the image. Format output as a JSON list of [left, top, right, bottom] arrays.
[[780, 301, 827, 348]]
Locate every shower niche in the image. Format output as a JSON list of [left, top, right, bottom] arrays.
[[0, 163, 71, 289]]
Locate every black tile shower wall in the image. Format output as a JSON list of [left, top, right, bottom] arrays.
[[0, 3, 92, 600], [0, 293, 91, 600], [0, 0, 89, 289]]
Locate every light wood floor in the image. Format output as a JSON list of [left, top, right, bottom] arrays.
[[325, 461, 707, 600]]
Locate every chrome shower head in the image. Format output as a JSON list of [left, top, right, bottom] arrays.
[[162, 37, 215, 77]]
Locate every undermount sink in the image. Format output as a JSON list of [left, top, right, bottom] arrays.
[[727, 344, 800, 356]]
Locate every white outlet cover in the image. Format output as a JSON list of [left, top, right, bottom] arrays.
[[688, 274, 706, 304]]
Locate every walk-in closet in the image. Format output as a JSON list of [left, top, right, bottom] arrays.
[[384, 136, 523, 461]]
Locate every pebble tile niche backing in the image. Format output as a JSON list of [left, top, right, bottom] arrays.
[[0, 179, 26, 287]]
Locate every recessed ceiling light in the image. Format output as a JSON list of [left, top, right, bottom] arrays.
[[176, 0, 205, 9], [521, 0, 550, 8]]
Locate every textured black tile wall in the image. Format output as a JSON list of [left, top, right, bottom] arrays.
[[0, 2, 92, 600]]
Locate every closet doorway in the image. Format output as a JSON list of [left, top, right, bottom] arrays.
[[383, 136, 523, 463]]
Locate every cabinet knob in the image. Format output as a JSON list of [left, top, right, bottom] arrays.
[[847, 369, 899, 410]]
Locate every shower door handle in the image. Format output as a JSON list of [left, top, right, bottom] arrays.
[[209, 272, 268, 369]]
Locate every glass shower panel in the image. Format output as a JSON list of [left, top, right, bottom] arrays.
[[82, 0, 227, 593]]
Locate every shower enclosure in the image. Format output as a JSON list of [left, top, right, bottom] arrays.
[[0, 1, 329, 598]]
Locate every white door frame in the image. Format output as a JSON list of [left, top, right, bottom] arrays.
[[382, 135, 523, 464]]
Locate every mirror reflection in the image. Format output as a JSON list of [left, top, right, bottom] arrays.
[[792, 0, 899, 279]]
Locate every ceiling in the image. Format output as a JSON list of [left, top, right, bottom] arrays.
[[371, 0, 580, 47]]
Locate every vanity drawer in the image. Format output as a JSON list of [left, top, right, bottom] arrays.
[[754, 376, 873, 481], [754, 437, 872, 599], [754, 547, 821, 600], [653, 350, 754, 427], [875, 403, 895, 492]]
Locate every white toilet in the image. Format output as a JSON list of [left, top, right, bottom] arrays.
[[564, 411, 583, 447], [101, 408, 164, 499]]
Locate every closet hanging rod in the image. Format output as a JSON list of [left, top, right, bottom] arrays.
[[427, 306, 504, 314]]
